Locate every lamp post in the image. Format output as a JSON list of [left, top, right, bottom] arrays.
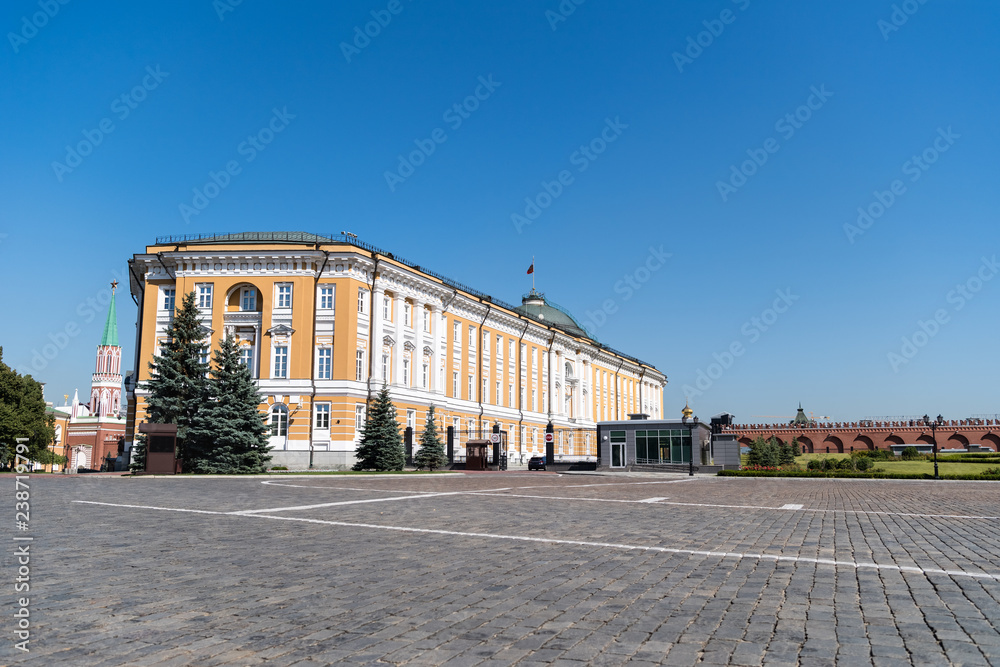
[[923, 414, 943, 480], [689, 417, 699, 477]]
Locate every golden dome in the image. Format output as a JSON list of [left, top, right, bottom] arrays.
[[682, 401, 693, 420]]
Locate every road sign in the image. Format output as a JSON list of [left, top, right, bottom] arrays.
[[544, 432, 553, 443], [490, 433, 501, 443]]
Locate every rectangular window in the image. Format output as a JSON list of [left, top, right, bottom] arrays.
[[315, 404, 331, 430], [319, 286, 334, 310], [197, 284, 213, 309], [383, 296, 391, 320], [317, 348, 332, 379], [422, 363, 428, 389], [423, 309, 431, 333], [468, 375, 474, 400], [357, 288, 367, 314], [510, 385, 514, 407], [495, 381, 501, 405], [468, 326, 475, 348], [277, 284, 292, 308], [382, 354, 389, 382], [355, 404, 366, 432], [239, 347, 254, 375], [453, 371, 459, 397], [273, 346, 288, 378], [531, 389, 536, 412], [403, 359, 410, 386], [404, 303, 411, 327], [199, 345, 210, 367], [241, 288, 256, 311], [163, 288, 175, 311], [453, 321, 460, 346], [483, 378, 488, 403], [407, 409, 415, 429], [356, 350, 365, 381]]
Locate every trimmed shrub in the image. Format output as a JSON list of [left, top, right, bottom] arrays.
[[901, 446, 921, 461]]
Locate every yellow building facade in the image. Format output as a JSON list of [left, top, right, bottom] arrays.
[[126, 232, 667, 469]]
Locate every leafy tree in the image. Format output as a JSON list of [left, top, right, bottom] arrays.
[[413, 405, 447, 471], [139, 291, 209, 469], [353, 385, 404, 471], [0, 347, 55, 469], [185, 334, 271, 473]]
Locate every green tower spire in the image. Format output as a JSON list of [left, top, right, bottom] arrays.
[[100, 281, 120, 347]]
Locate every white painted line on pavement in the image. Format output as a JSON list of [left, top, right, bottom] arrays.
[[639, 497, 669, 503], [70, 500, 1000, 582], [781, 504, 804, 510], [231, 490, 480, 514]]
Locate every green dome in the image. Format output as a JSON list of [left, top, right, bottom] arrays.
[[513, 289, 590, 339]]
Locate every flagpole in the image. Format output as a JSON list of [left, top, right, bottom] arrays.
[[532, 255, 535, 291]]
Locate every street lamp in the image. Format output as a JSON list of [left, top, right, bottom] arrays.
[[923, 414, 943, 480]]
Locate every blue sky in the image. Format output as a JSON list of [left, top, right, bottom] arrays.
[[2, 0, 997, 422]]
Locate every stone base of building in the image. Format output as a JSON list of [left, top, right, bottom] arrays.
[[268, 451, 358, 471]]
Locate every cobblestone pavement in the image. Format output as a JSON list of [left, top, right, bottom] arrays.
[[4, 473, 1000, 666]]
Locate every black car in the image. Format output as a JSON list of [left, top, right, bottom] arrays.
[[528, 455, 546, 471]]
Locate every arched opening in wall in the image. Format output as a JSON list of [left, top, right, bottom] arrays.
[[226, 283, 264, 312], [980, 433, 1000, 452], [884, 435, 904, 449], [916, 435, 935, 446], [824, 435, 844, 453], [738, 437, 753, 449], [946, 433, 969, 450], [797, 436, 814, 453], [854, 435, 875, 451]]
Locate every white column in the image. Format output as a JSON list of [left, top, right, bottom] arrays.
[[546, 348, 555, 417], [414, 300, 425, 391], [573, 356, 582, 420], [393, 294, 405, 386], [372, 286, 385, 383], [431, 305, 443, 394]]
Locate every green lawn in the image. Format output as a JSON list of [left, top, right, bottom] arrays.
[[739, 452, 1000, 477]]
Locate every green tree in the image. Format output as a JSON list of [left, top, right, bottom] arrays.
[[134, 291, 209, 471], [746, 436, 781, 467], [413, 405, 447, 471], [353, 385, 404, 471], [790, 437, 801, 457], [0, 347, 55, 469], [185, 334, 271, 473], [779, 442, 794, 465]]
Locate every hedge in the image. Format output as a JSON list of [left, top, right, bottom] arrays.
[[717, 470, 1000, 480]]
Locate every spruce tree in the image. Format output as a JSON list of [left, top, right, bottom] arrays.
[[352, 385, 405, 471], [141, 291, 209, 470], [414, 405, 447, 471], [185, 334, 271, 473]]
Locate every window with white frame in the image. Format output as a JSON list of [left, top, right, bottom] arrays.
[[357, 288, 367, 314], [383, 296, 391, 320], [199, 345, 210, 367], [453, 417, 460, 432], [273, 346, 288, 378], [239, 347, 254, 375], [422, 362, 428, 389], [422, 309, 430, 333], [453, 321, 460, 347], [532, 389, 536, 412], [453, 371, 458, 397], [319, 285, 334, 310], [355, 404, 366, 432], [406, 409, 415, 429], [404, 303, 411, 327], [315, 403, 331, 430], [509, 384, 514, 407], [277, 284, 292, 309], [483, 378, 488, 402], [162, 288, 175, 311], [197, 284, 213, 309], [468, 326, 475, 348], [355, 350, 365, 381], [496, 381, 501, 405], [241, 287, 256, 311], [468, 374, 474, 400], [382, 354, 389, 382], [269, 404, 288, 436], [402, 358, 410, 386], [317, 348, 332, 379]]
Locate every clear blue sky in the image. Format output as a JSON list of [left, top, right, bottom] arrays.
[[2, 1, 997, 422]]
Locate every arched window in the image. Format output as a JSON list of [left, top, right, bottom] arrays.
[[270, 404, 288, 437]]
